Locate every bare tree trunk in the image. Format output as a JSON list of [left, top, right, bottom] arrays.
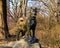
[[25, 0, 28, 17], [2, 0, 10, 39], [21, 0, 28, 17]]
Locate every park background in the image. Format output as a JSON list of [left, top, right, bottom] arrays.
[[0, 0, 60, 48]]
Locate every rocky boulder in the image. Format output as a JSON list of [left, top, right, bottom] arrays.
[[8, 39, 41, 48]]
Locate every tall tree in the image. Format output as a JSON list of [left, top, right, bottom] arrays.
[[2, 0, 10, 39]]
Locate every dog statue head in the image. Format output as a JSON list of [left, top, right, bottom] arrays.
[[17, 17, 26, 30]]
